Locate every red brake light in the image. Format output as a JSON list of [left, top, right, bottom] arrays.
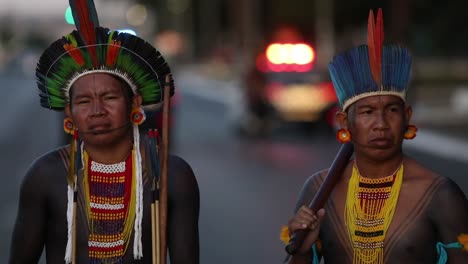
[[264, 43, 315, 72], [291, 44, 315, 65]]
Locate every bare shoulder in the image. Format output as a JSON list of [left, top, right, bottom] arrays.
[[22, 146, 69, 186], [402, 157, 442, 185], [17, 146, 69, 207], [168, 155, 196, 181], [167, 155, 199, 197], [294, 169, 330, 212], [403, 156, 467, 202], [303, 169, 329, 192]]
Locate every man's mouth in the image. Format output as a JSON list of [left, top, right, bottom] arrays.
[[370, 138, 392, 147], [88, 124, 112, 134]]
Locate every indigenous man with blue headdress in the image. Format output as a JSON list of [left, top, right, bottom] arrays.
[[9, 1, 199, 263], [285, 9, 468, 264]]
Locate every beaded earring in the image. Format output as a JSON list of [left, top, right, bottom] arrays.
[[404, 125, 417, 140], [64, 117, 75, 134], [336, 128, 351, 143], [131, 107, 146, 125]]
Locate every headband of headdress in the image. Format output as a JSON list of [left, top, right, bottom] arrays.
[[36, 0, 174, 111], [328, 8, 412, 111]]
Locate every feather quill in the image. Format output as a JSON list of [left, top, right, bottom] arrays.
[[69, 0, 100, 67]]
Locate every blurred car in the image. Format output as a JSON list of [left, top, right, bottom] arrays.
[[238, 37, 339, 136]]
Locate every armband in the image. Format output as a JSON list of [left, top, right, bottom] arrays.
[[436, 233, 468, 264]]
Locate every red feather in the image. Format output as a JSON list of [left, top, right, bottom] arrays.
[[64, 43, 85, 66], [70, 0, 100, 67], [367, 8, 384, 86], [367, 10, 378, 84], [375, 8, 384, 86], [106, 40, 121, 67]]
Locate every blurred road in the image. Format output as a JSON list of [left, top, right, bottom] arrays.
[[1, 68, 467, 263], [0, 73, 62, 262]]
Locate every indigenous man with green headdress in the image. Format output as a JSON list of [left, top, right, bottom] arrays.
[[9, 0, 199, 263], [286, 8, 468, 264]]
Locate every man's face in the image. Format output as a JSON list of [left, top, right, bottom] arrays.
[[342, 95, 411, 161], [65, 73, 137, 147]]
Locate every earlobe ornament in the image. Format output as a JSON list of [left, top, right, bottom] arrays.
[[131, 107, 146, 125], [404, 125, 418, 140], [336, 128, 351, 143], [63, 117, 75, 134]]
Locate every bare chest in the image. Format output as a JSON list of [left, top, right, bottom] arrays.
[[319, 178, 439, 263]]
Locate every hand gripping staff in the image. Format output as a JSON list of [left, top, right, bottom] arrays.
[[284, 143, 353, 260]]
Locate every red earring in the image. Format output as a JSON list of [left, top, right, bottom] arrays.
[[336, 128, 351, 143], [63, 117, 75, 135], [404, 125, 418, 140], [131, 107, 146, 125]]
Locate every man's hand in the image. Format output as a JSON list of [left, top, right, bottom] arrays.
[[288, 206, 326, 255]]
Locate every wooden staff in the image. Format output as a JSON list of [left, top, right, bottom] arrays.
[[151, 184, 161, 264], [285, 143, 354, 256], [149, 130, 161, 264], [71, 133, 80, 264], [159, 74, 172, 264], [72, 190, 77, 264]]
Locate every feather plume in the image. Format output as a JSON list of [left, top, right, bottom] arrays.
[[367, 8, 384, 86], [375, 8, 384, 85], [367, 10, 377, 83], [69, 0, 100, 67]]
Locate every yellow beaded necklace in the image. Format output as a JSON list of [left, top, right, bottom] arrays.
[[345, 163, 403, 264]]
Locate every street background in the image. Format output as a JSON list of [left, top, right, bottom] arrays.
[[1, 0, 468, 263]]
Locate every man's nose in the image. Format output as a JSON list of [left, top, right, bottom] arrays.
[[91, 100, 105, 116], [375, 111, 389, 129]]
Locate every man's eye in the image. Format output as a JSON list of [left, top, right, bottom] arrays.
[[77, 100, 89, 104], [104, 96, 117, 100], [360, 110, 372, 115]]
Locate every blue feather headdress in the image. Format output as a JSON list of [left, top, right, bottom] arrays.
[[328, 9, 412, 111]]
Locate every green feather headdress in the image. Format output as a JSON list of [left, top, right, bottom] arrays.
[[36, 0, 173, 111]]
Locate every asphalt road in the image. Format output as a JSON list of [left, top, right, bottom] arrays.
[[1, 71, 467, 263]]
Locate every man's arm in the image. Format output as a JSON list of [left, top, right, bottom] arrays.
[[167, 156, 200, 264], [430, 177, 468, 263], [288, 171, 326, 264], [9, 158, 49, 263]]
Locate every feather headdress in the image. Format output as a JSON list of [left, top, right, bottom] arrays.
[[36, 0, 174, 111], [328, 8, 412, 111]]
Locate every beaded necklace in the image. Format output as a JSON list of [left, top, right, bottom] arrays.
[[83, 150, 137, 264], [345, 163, 403, 264]]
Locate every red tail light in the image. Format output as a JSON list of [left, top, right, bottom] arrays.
[[263, 43, 315, 72]]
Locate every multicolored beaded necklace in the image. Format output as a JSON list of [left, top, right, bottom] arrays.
[[82, 150, 137, 263], [345, 163, 403, 264]]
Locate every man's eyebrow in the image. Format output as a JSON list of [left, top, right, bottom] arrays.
[[385, 101, 404, 108], [72, 94, 90, 99], [99, 88, 122, 95], [356, 104, 374, 110]]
